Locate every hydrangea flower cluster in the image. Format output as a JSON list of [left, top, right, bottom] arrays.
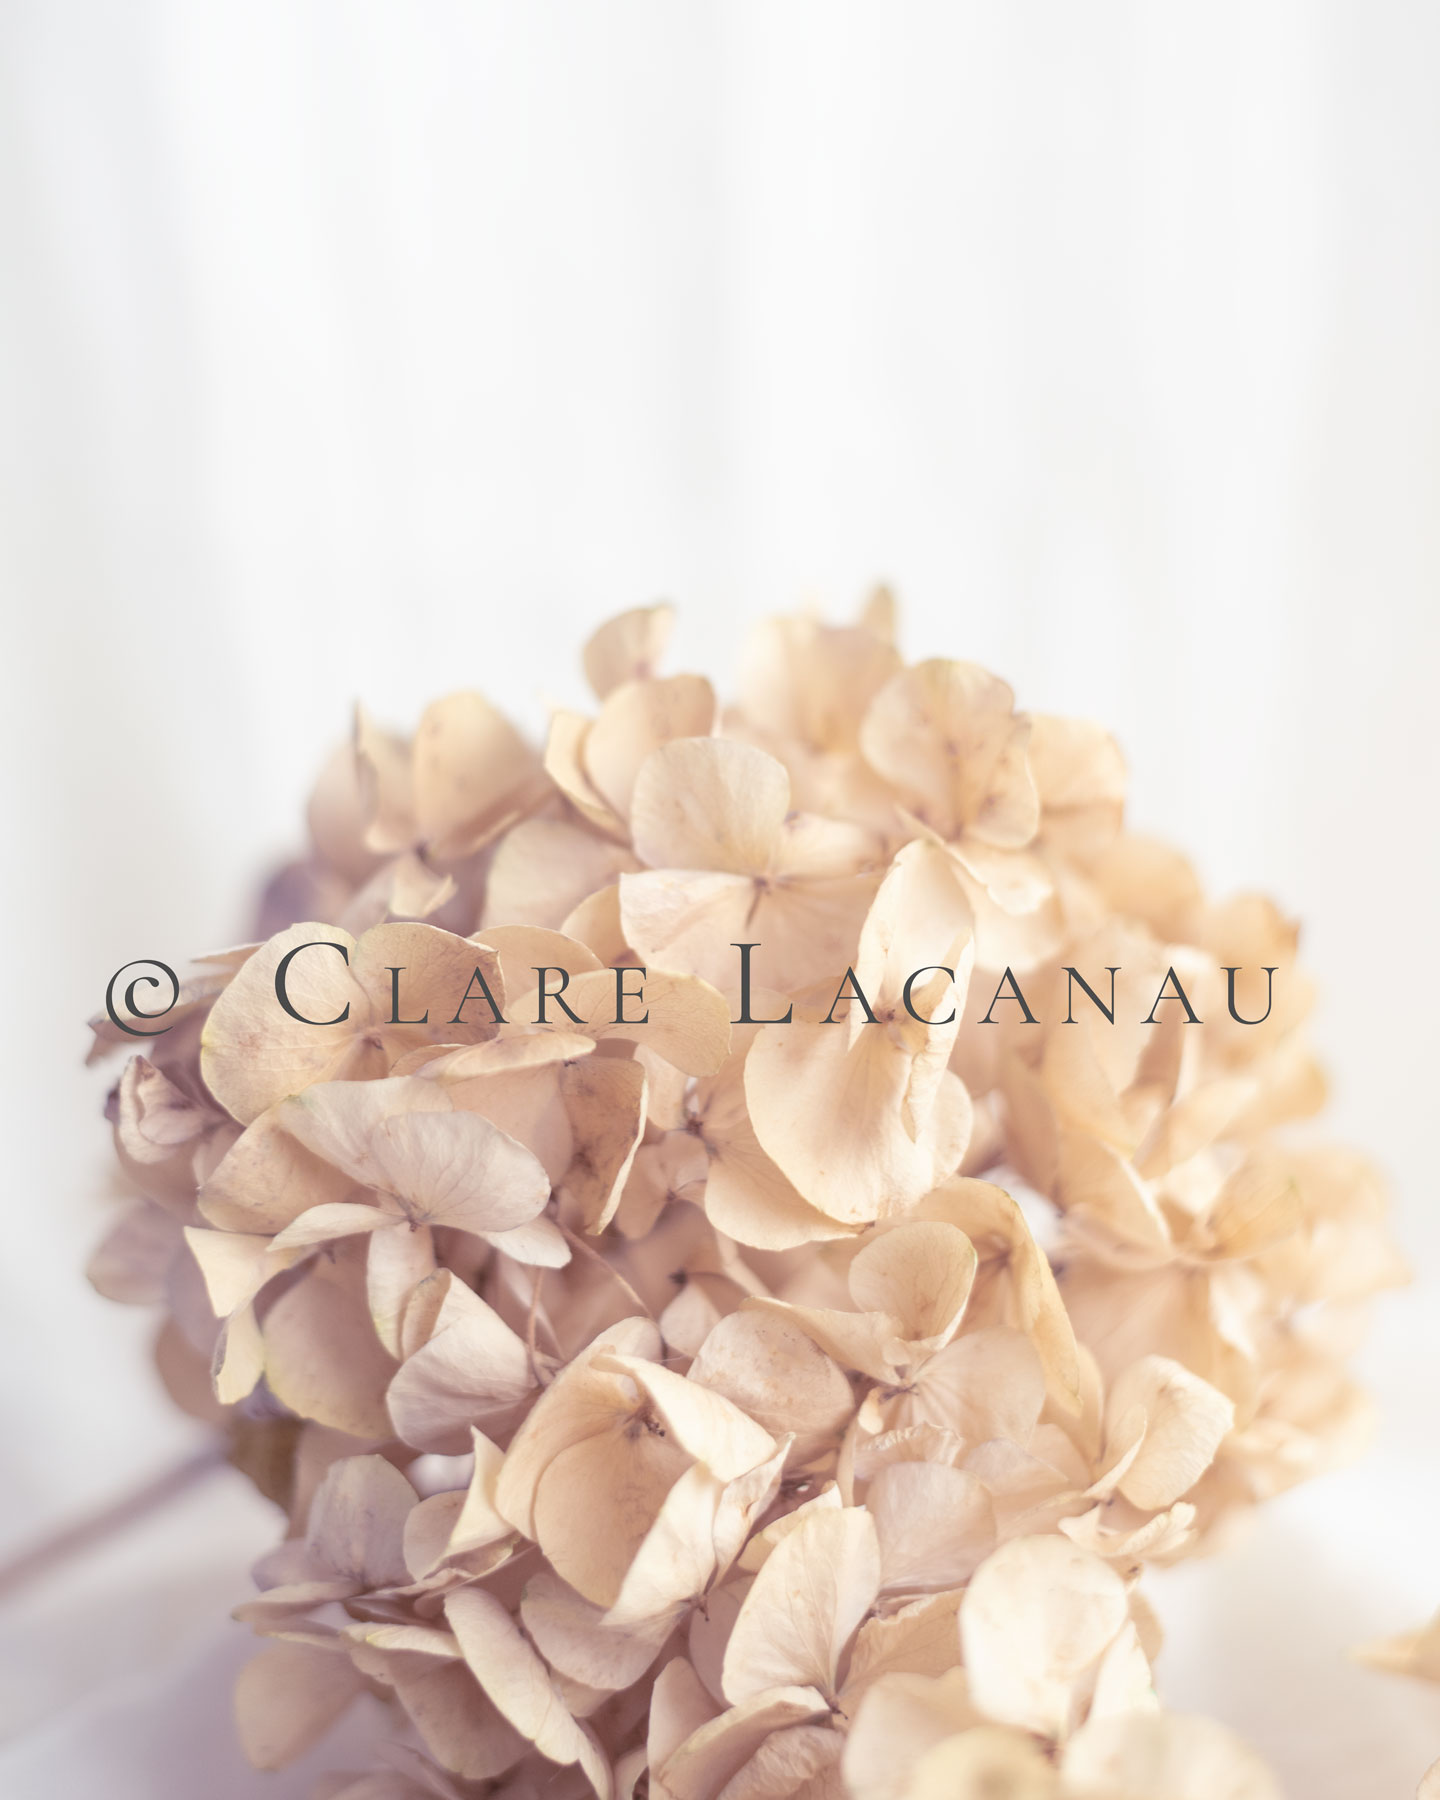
[[89, 599, 1404, 1799]]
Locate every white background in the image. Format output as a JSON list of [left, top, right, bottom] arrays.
[[2, 3, 1439, 1794]]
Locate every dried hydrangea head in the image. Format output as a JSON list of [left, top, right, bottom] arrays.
[[84, 594, 1403, 1798]]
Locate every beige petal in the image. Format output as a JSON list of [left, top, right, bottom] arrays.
[[599, 1355, 777, 1479], [412, 691, 542, 858], [201, 923, 503, 1124], [585, 604, 676, 699], [739, 1299, 900, 1387], [494, 1317, 663, 1537], [1101, 1356, 1234, 1512], [185, 1227, 299, 1318], [619, 869, 762, 992], [546, 709, 626, 835], [446, 1428, 513, 1556], [1207, 1159, 1303, 1260], [1061, 1710, 1281, 1799], [909, 1327, 1047, 1445], [867, 1462, 995, 1592], [746, 1027, 972, 1226], [1087, 1618, 1158, 1721], [88, 1203, 180, 1305], [305, 1452, 415, 1587], [841, 1668, 979, 1800], [1058, 1502, 1197, 1565], [482, 1217, 572, 1266], [445, 1587, 612, 1796], [436, 1064, 575, 1186], [915, 1181, 1080, 1418], [214, 1302, 266, 1404], [842, 1592, 967, 1700], [722, 1506, 880, 1704], [650, 1656, 723, 1784], [586, 675, 718, 821], [712, 1724, 845, 1800], [1027, 715, 1126, 853], [661, 1689, 831, 1800], [711, 1441, 792, 1585], [605, 1460, 725, 1626], [200, 1106, 357, 1233], [200, 923, 366, 1123], [388, 1280, 534, 1453], [535, 1424, 691, 1610], [737, 611, 901, 757], [116, 1055, 214, 1161], [737, 1488, 843, 1574], [367, 1217, 437, 1355], [355, 705, 416, 855], [631, 738, 789, 875], [847, 1223, 977, 1348], [262, 1243, 399, 1438], [484, 816, 640, 930], [693, 1054, 856, 1252], [560, 1057, 647, 1232], [269, 1202, 398, 1250], [474, 923, 604, 1011], [860, 661, 1038, 848], [959, 1536, 1127, 1739], [400, 1489, 467, 1582], [346, 1628, 528, 1783], [744, 844, 974, 1223], [281, 1078, 550, 1237], [563, 882, 634, 967], [235, 1640, 365, 1770], [522, 1568, 677, 1690], [903, 1728, 1057, 1800], [689, 1310, 855, 1457]]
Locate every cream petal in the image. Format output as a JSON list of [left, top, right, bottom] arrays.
[[721, 1506, 880, 1704], [867, 1463, 995, 1592], [586, 675, 717, 820], [598, 1355, 777, 1481], [523, 1567, 678, 1690], [605, 1459, 725, 1626], [841, 1668, 979, 1800], [1061, 1710, 1281, 1799], [847, 1222, 978, 1348], [305, 1452, 415, 1587], [712, 1724, 845, 1800], [630, 738, 789, 874], [584, 604, 677, 699], [494, 1317, 663, 1537], [904, 1728, 1057, 1800], [200, 1105, 358, 1233], [859, 661, 1038, 849], [235, 1641, 365, 1770], [560, 1056, 648, 1232], [910, 1327, 1047, 1445], [262, 1244, 399, 1439], [484, 817, 640, 930], [445, 1587, 612, 1796], [660, 1689, 831, 1800], [959, 1536, 1127, 1739], [388, 1281, 534, 1453], [689, 1311, 855, 1456], [412, 691, 542, 859], [1100, 1356, 1234, 1512]]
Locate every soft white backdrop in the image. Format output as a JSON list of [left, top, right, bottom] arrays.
[[2, 3, 1439, 1794]]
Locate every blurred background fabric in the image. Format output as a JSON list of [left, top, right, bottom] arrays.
[[2, 2, 1439, 1794]]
